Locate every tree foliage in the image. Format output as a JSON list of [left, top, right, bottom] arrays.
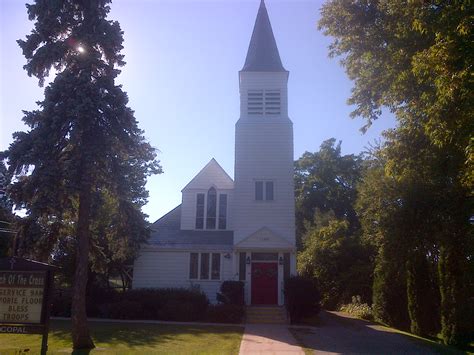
[[298, 210, 373, 309], [295, 139, 372, 310], [0, 162, 16, 257], [320, 0, 473, 346], [295, 138, 363, 247], [5, 0, 161, 349], [319, 1, 473, 187], [356, 126, 471, 341]]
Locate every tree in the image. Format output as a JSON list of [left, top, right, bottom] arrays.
[[356, 125, 470, 339], [5, 0, 161, 349], [319, 1, 473, 345], [298, 210, 373, 309], [295, 139, 372, 309], [0, 162, 16, 257], [295, 138, 363, 248]]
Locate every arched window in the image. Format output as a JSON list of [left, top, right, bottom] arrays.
[[195, 188, 227, 230], [206, 187, 217, 229]]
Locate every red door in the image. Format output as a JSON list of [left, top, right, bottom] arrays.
[[251, 262, 278, 305]]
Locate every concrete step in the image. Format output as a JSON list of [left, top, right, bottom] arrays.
[[245, 306, 288, 324]]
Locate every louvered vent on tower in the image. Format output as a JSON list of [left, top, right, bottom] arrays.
[[247, 89, 281, 116], [248, 90, 264, 115]]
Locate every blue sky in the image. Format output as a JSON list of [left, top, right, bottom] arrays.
[[0, 0, 396, 222]]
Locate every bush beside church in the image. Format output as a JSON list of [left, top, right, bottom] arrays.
[[52, 283, 245, 323]]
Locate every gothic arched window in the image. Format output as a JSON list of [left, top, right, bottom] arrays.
[[195, 188, 227, 230], [206, 187, 217, 229]]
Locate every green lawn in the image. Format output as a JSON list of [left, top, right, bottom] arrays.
[[0, 320, 244, 354]]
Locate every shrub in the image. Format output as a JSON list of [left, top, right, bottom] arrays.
[[51, 289, 72, 317], [216, 281, 244, 305], [340, 295, 373, 320], [100, 301, 143, 319], [156, 300, 198, 321], [206, 304, 244, 323], [113, 288, 209, 321], [119, 288, 166, 319], [52, 286, 210, 321], [86, 286, 120, 317], [284, 276, 320, 323]]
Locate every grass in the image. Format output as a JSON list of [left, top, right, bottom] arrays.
[[0, 320, 244, 354]]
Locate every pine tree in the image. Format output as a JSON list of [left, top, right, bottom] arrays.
[[5, 0, 161, 349], [0, 162, 15, 257]]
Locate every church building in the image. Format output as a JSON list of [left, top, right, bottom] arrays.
[[132, 0, 296, 306]]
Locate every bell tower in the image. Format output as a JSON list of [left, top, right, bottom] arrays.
[[233, 0, 295, 246]]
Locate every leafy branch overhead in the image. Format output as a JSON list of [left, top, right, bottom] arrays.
[[319, 0, 473, 188]]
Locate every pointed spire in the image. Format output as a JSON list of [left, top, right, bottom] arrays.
[[242, 0, 286, 72]]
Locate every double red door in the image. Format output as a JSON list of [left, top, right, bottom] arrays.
[[251, 262, 278, 305]]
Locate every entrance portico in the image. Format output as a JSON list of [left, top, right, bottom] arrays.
[[234, 227, 296, 306]]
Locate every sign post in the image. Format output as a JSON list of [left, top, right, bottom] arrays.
[[0, 257, 57, 354]]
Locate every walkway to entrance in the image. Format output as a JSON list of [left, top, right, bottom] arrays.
[[239, 324, 304, 354]]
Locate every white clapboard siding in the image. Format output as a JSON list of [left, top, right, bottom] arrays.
[[180, 159, 234, 230], [239, 72, 289, 119], [132, 250, 234, 303], [234, 71, 295, 246]]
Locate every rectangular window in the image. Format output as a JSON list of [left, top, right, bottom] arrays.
[[252, 252, 278, 261], [218, 194, 227, 229], [211, 253, 221, 280], [189, 253, 222, 280], [189, 253, 199, 279], [195, 194, 205, 229], [239, 253, 246, 281], [255, 180, 274, 201], [200, 253, 210, 279], [265, 181, 274, 201], [255, 181, 264, 200]]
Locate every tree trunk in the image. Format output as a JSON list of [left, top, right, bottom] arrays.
[[71, 167, 95, 350]]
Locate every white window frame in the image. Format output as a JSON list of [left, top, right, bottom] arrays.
[[188, 252, 222, 281], [195, 190, 227, 230], [254, 180, 275, 201]]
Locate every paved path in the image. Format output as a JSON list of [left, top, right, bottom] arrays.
[[290, 311, 452, 354], [239, 324, 305, 354]]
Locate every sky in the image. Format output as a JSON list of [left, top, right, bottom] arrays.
[[0, 0, 397, 222]]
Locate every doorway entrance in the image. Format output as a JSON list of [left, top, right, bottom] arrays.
[[251, 262, 278, 305]]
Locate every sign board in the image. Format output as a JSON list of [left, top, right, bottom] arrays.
[[0, 257, 57, 355], [0, 271, 46, 324]]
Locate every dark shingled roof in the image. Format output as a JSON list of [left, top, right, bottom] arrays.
[[242, 0, 286, 72], [148, 205, 233, 249]]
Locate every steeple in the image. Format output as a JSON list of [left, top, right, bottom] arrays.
[[242, 0, 286, 72]]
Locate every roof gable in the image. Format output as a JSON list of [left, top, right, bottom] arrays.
[[181, 158, 233, 191]]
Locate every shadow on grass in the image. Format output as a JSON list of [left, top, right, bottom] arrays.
[[49, 320, 243, 349]]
